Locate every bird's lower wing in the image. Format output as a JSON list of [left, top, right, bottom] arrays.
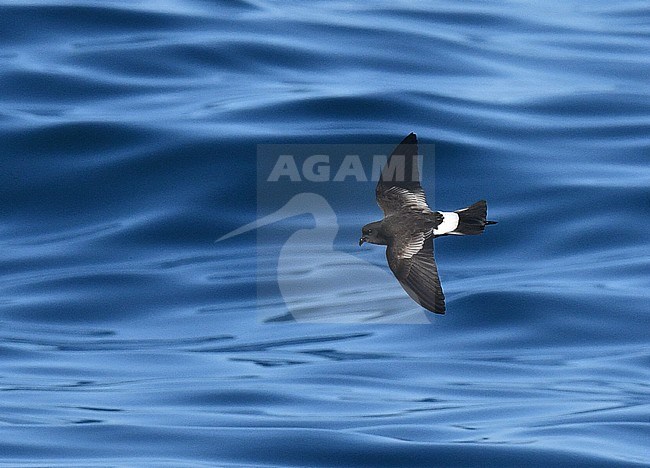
[[386, 237, 446, 314]]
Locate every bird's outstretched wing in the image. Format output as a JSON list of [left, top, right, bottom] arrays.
[[386, 236, 445, 314], [376, 132, 432, 216]]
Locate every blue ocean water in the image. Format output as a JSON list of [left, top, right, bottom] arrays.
[[1, 0, 649, 466]]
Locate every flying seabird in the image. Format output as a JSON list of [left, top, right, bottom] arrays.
[[359, 132, 496, 314]]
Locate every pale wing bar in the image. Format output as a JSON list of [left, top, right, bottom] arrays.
[[376, 133, 432, 215]]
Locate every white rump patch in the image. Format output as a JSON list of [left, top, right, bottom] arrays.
[[433, 212, 459, 235]]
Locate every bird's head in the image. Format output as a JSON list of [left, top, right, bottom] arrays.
[[359, 221, 386, 246]]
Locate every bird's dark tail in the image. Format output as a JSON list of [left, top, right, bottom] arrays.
[[451, 200, 497, 235]]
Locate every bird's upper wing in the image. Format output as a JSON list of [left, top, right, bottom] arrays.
[[376, 133, 432, 215], [386, 235, 445, 314]]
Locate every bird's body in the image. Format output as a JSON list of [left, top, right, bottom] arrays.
[[359, 133, 496, 315]]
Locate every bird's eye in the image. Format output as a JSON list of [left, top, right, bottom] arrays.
[[367, 229, 372, 234]]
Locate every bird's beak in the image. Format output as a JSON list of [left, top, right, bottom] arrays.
[[359, 237, 367, 246]]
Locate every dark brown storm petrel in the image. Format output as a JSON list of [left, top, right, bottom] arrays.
[[359, 133, 496, 314]]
